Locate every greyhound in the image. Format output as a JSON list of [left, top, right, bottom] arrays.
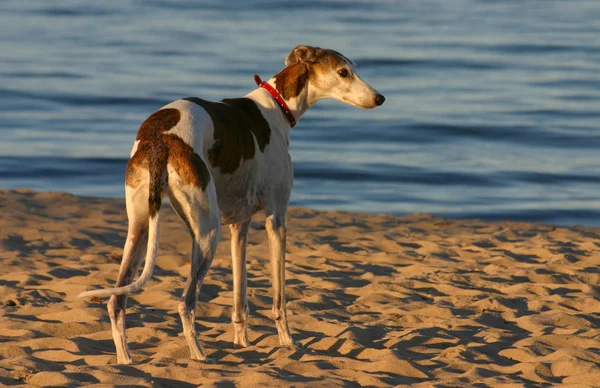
[[78, 45, 385, 364]]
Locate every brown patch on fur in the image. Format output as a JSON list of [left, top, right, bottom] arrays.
[[125, 143, 150, 189], [273, 63, 309, 100], [305, 49, 354, 91], [136, 108, 180, 141], [311, 50, 349, 73], [147, 141, 169, 217], [184, 97, 271, 174], [126, 107, 210, 217], [163, 134, 210, 190]]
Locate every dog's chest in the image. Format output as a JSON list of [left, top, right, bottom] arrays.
[[212, 167, 262, 224]]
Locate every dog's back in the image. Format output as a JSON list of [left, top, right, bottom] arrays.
[[134, 96, 292, 225]]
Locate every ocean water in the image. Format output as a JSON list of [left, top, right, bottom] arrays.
[[1, 0, 599, 226]]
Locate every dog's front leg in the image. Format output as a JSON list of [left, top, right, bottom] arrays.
[[230, 219, 251, 348], [265, 213, 296, 347]]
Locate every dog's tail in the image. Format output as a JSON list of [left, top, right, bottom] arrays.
[[78, 144, 167, 300], [77, 213, 160, 299]]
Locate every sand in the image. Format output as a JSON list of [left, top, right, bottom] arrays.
[[0, 189, 599, 387]]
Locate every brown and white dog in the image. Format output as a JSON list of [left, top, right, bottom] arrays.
[[78, 45, 385, 364]]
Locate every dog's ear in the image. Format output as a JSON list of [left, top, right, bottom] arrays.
[[285, 45, 318, 66]]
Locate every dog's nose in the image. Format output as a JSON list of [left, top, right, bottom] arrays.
[[375, 94, 385, 106]]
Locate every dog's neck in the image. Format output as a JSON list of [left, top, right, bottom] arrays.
[[265, 76, 310, 122], [244, 64, 320, 143]]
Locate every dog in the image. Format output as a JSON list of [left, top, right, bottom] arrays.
[[78, 45, 385, 364]]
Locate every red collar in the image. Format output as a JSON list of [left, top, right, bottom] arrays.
[[254, 74, 296, 128]]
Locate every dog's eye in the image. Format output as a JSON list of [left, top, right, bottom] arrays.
[[338, 68, 349, 78]]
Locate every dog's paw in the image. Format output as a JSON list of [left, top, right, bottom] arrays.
[[116, 354, 134, 365], [191, 355, 216, 364], [191, 356, 216, 364], [280, 340, 302, 350], [233, 340, 251, 349]]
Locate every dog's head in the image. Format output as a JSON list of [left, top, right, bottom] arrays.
[[275, 45, 385, 109]]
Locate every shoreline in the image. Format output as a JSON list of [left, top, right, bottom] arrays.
[[1, 189, 599, 386]]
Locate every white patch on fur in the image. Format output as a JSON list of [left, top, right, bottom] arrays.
[[161, 99, 213, 152]]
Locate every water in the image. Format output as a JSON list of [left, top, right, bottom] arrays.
[[1, 0, 600, 226]]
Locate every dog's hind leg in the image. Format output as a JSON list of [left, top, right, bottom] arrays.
[[107, 185, 150, 364], [230, 219, 251, 348], [168, 176, 221, 362]]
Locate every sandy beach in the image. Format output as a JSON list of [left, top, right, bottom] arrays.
[[0, 189, 599, 387]]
